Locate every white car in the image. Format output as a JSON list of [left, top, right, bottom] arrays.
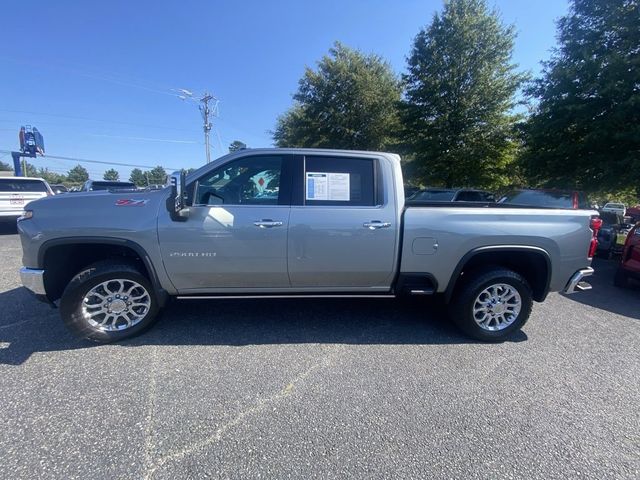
[[601, 202, 626, 217], [0, 177, 53, 222]]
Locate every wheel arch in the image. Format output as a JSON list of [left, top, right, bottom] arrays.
[[38, 237, 167, 305], [444, 246, 552, 303]]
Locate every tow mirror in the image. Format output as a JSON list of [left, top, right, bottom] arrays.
[[167, 170, 189, 221]]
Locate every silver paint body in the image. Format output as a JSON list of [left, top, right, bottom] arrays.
[[18, 148, 595, 297]]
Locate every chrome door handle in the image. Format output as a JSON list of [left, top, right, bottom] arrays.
[[254, 219, 283, 228], [363, 221, 391, 230]]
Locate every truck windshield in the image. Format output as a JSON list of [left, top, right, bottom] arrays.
[[410, 189, 456, 201], [91, 182, 136, 191], [499, 190, 575, 208]]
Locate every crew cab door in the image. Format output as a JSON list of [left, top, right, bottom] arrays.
[[157, 154, 293, 292], [287, 154, 398, 290]]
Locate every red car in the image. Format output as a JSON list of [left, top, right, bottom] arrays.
[[614, 222, 640, 287]]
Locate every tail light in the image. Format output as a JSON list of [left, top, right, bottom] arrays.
[[588, 216, 602, 258]]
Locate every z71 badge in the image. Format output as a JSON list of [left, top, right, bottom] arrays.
[[115, 199, 149, 207]]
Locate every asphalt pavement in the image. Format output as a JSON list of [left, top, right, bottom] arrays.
[[0, 230, 638, 479]]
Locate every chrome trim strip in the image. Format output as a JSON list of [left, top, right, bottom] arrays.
[[19, 267, 46, 295], [176, 294, 396, 300], [563, 267, 594, 294]]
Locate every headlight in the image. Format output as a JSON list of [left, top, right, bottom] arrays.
[[17, 210, 33, 221]]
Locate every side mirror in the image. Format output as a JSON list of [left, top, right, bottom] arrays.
[[167, 170, 189, 221]]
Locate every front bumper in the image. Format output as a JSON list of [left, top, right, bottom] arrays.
[[20, 267, 46, 295], [563, 267, 594, 294]]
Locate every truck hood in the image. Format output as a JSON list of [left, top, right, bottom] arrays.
[[23, 189, 168, 237]]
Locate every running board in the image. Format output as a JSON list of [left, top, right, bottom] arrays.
[[176, 294, 397, 300]]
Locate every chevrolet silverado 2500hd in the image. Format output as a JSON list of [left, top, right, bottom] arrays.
[[17, 149, 597, 343]]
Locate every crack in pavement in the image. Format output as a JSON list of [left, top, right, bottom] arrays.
[[142, 345, 159, 474], [142, 345, 339, 480]]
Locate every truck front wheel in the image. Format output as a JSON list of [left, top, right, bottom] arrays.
[[60, 261, 160, 343], [448, 268, 533, 342]]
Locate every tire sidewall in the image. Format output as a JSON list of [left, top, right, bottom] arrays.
[[60, 266, 159, 343]]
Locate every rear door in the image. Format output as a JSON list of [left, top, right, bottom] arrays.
[[158, 154, 293, 292], [287, 154, 398, 290]]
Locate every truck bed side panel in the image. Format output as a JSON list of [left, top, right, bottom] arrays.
[[401, 207, 595, 293]]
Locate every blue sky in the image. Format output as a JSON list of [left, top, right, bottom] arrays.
[[0, 0, 569, 180]]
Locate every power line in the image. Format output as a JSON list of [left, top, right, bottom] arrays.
[[0, 56, 180, 98], [87, 134, 199, 144], [0, 149, 182, 171], [0, 109, 195, 133]]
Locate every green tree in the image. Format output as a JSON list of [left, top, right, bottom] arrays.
[[146, 166, 167, 185], [36, 167, 66, 185], [402, 0, 526, 189], [273, 42, 402, 150], [103, 168, 120, 181], [0, 160, 12, 171], [129, 168, 147, 187], [66, 164, 89, 184], [229, 140, 247, 152], [25, 162, 38, 178], [522, 0, 640, 193]]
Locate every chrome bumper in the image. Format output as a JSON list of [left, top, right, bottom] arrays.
[[563, 267, 594, 294], [20, 267, 46, 295]]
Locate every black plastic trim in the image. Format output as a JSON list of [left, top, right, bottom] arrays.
[[444, 245, 552, 303], [38, 237, 169, 306]]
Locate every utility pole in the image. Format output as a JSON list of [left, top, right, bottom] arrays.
[[176, 89, 218, 164], [200, 92, 214, 164]]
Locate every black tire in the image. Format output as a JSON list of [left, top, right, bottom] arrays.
[[59, 260, 160, 343], [614, 267, 629, 288], [448, 268, 533, 342]]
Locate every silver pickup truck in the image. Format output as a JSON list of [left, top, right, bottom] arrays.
[[17, 149, 597, 343]]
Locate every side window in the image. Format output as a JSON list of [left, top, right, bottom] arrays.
[[304, 156, 376, 207], [193, 155, 283, 206]]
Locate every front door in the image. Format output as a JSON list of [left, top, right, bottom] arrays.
[[158, 154, 292, 292]]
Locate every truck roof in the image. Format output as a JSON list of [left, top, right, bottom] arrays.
[[185, 147, 401, 178]]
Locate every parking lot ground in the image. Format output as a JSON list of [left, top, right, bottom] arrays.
[[0, 231, 639, 479]]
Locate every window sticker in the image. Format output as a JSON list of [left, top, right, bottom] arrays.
[[306, 172, 350, 201]]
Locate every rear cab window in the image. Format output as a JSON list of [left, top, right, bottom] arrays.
[[0, 179, 48, 192], [302, 156, 378, 207]]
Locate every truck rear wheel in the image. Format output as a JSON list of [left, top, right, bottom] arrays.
[[60, 261, 160, 343], [448, 268, 532, 342]]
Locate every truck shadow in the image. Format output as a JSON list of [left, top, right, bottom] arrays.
[[562, 257, 640, 320], [0, 223, 18, 235], [0, 287, 527, 365]]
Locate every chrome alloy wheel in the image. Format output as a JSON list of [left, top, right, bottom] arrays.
[[81, 279, 151, 331], [472, 283, 521, 331]]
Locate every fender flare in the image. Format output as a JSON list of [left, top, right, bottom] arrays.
[[38, 236, 169, 306], [444, 245, 552, 303]]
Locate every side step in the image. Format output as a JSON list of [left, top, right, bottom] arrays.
[[408, 288, 436, 296], [396, 273, 438, 296]]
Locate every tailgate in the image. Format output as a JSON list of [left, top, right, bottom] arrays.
[[0, 192, 47, 212]]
